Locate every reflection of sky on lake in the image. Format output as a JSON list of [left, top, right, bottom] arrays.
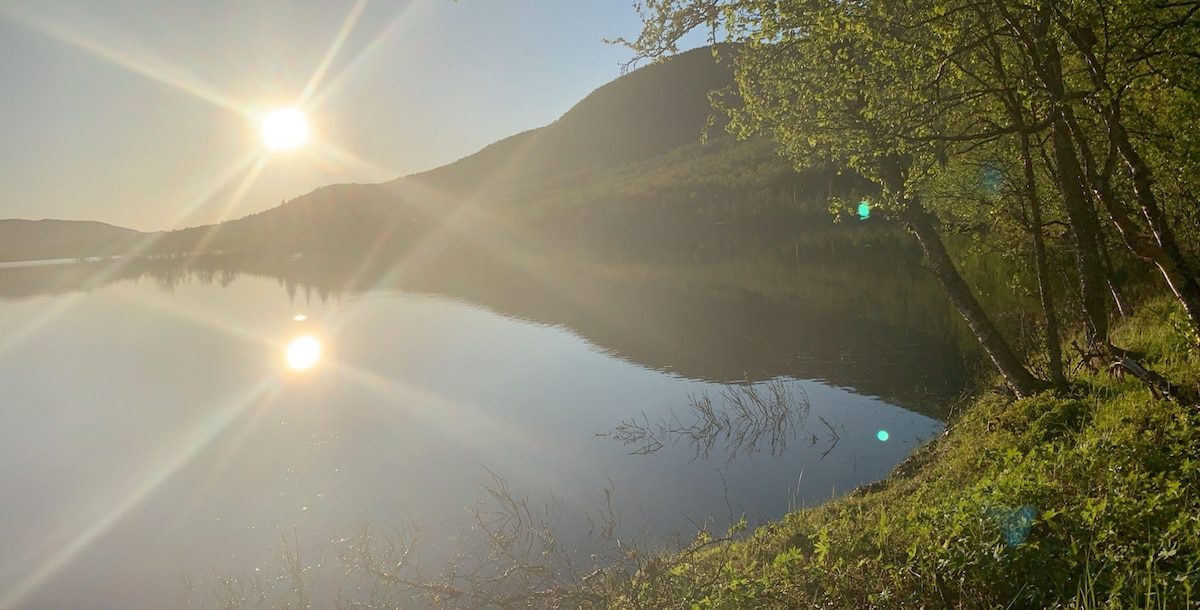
[[0, 275, 943, 609]]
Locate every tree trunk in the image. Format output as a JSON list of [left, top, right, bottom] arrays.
[[1058, 18, 1200, 343], [1096, 231, 1131, 318], [1083, 136, 1200, 342], [1051, 114, 1111, 350], [1107, 113, 1200, 342], [1019, 132, 1066, 389], [984, 22, 1065, 388], [877, 154, 1046, 397], [903, 203, 1048, 398], [998, 2, 1110, 350]]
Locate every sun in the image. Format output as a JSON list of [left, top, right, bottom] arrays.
[[261, 108, 309, 150], [285, 335, 321, 370]]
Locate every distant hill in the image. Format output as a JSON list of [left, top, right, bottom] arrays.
[[9, 45, 876, 260], [142, 45, 756, 255], [394, 44, 740, 196], [0, 219, 144, 262]]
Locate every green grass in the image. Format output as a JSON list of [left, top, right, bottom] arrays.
[[586, 299, 1200, 609]]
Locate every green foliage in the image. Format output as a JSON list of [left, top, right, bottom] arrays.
[[624, 0, 1200, 394]]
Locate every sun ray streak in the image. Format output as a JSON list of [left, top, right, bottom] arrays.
[[333, 364, 530, 469], [0, 253, 160, 360], [319, 190, 481, 335], [171, 383, 282, 529], [0, 292, 90, 363], [308, 142, 398, 180], [373, 123, 669, 355], [160, 149, 264, 230], [298, 0, 368, 106], [184, 153, 271, 261], [215, 153, 272, 224], [1, 5, 248, 116], [307, 3, 424, 109], [333, 214, 396, 295], [110, 290, 273, 348], [0, 146, 265, 362], [0, 379, 276, 610], [111, 276, 528, 481]]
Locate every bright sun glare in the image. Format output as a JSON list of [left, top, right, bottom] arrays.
[[261, 108, 309, 150], [285, 335, 321, 370]]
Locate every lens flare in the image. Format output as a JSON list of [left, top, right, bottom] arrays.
[[876, 430, 889, 442], [285, 335, 321, 370], [261, 108, 309, 150]]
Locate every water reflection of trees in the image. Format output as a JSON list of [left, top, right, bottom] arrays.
[[601, 379, 842, 462], [0, 237, 971, 417]]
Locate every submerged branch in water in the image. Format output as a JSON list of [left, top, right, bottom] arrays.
[[600, 378, 818, 461], [187, 470, 749, 610]]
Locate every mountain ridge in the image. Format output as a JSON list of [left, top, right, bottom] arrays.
[[392, 44, 738, 195], [0, 219, 144, 262], [130, 44, 749, 256], [0, 45, 835, 262]]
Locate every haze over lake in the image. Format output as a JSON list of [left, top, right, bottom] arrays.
[[0, 254, 955, 609]]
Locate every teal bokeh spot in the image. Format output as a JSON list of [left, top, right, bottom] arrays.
[[981, 164, 1004, 195], [858, 200, 870, 220], [876, 430, 889, 442], [987, 505, 1037, 547]]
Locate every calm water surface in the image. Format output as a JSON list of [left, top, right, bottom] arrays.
[[0, 265, 946, 609]]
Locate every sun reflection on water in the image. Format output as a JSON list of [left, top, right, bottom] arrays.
[[285, 335, 322, 370]]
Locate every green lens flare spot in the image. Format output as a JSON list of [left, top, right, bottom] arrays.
[[858, 200, 870, 220], [877, 430, 889, 442]]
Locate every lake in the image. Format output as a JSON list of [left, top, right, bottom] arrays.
[[0, 250, 962, 609]]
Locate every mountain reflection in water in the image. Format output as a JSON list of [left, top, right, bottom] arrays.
[[0, 240, 968, 415], [0, 242, 963, 609]]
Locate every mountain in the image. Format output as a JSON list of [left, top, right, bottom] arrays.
[[0, 219, 144, 263], [140, 45, 759, 256], [138, 44, 873, 256], [0, 46, 955, 406], [5, 45, 874, 261], [394, 45, 740, 196]]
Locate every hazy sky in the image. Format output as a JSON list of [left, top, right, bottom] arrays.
[[0, 1, 667, 231]]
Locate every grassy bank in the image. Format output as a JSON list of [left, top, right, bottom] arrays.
[[594, 301, 1200, 609]]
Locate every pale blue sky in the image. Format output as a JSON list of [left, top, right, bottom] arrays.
[[0, 1, 679, 230]]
